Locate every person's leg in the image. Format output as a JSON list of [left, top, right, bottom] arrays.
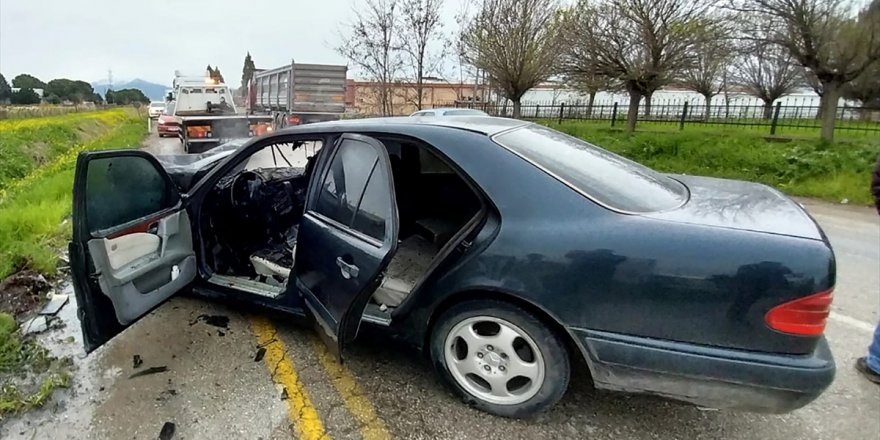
[[856, 322, 880, 384], [868, 322, 880, 373]]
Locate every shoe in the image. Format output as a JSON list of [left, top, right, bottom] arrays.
[[855, 357, 880, 384]]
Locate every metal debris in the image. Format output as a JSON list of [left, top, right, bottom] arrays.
[[254, 347, 267, 362], [128, 366, 168, 379], [39, 293, 69, 316], [158, 422, 176, 440], [21, 316, 49, 335], [133, 355, 143, 369]]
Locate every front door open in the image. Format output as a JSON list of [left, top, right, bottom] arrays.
[[294, 133, 398, 360], [70, 150, 197, 352]]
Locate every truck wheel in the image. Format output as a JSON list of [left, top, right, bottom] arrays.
[[430, 299, 570, 418]]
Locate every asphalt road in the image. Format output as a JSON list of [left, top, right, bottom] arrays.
[[3, 131, 878, 440]]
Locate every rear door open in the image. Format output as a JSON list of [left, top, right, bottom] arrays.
[[294, 133, 399, 360], [70, 150, 197, 352]]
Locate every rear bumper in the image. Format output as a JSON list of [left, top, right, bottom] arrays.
[[572, 328, 835, 413], [157, 125, 179, 134]]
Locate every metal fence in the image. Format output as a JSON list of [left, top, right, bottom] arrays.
[[438, 99, 880, 137]]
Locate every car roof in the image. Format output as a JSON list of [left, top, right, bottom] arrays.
[[297, 116, 528, 136]]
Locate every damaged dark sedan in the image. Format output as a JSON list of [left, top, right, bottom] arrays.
[[69, 117, 836, 418]]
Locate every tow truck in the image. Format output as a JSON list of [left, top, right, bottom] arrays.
[[171, 75, 273, 154]]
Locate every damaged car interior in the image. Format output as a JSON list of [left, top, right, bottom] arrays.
[[200, 134, 483, 313]]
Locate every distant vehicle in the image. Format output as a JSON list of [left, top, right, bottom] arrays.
[[148, 101, 166, 118], [156, 101, 180, 138], [170, 74, 272, 153], [411, 108, 489, 117], [71, 116, 835, 419], [247, 60, 347, 128]]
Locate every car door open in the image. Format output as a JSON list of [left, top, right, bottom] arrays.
[[294, 133, 399, 360], [70, 150, 197, 353]]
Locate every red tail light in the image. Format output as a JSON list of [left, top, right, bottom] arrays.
[[765, 289, 833, 336], [287, 116, 301, 125]]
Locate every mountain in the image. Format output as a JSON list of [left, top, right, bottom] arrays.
[[92, 79, 169, 101]]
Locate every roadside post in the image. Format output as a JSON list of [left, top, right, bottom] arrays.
[[558, 103, 565, 124], [611, 102, 619, 127], [679, 102, 689, 131]]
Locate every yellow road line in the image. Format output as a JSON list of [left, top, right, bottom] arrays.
[[251, 316, 329, 440], [310, 337, 392, 440]]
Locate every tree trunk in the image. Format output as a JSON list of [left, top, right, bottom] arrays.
[[513, 99, 522, 119], [643, 93, 653, 117], [586, 92, 596, 118], [626, 91, 642, 133], [702, 93, 712, 121], [819, 82, 841, 142], [762, 101, 773, 120]]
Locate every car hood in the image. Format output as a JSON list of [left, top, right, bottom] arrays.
[[155, 139, 246, 190], [643, 175, 824, 240]]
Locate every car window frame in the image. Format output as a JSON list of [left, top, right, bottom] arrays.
[[308, 136, 395, 248]]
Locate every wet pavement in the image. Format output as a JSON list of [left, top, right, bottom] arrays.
[[1, 131, 878, 439]]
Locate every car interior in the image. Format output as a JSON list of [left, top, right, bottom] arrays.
[[200, 135, 482, 312]]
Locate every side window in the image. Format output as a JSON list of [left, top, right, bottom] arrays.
[[351, 161, 390, 241], [85, 156, 176, 233], [315, 140, 378, 227], [314, 139, 393, 242]]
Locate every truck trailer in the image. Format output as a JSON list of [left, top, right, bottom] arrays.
[[247, 61, 347, 128]]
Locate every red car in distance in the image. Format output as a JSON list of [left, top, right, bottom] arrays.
[[157, 101, 180, 138]]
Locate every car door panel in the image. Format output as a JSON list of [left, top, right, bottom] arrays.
[[295, 133, 399, 359], [85, 210, 196, 325], [71, 150, 195, 352]]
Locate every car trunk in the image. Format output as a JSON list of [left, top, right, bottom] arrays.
[[646, 175, 825, 241], [642, 175, 834, 355]]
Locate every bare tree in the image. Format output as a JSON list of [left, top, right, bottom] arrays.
[[562, 0, 715, 132], [337, 0, 403, 116], [460, 0, 563, 118], [399, 0, 445, 110], [730, 38, 801, 119], [730, 0, 880, 141], [567, 71, 616, 117], [680, 24, 734, 120]]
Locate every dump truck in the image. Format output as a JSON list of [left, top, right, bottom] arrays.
[[247, 60, 347, 128], [171, 75, 272, 154]]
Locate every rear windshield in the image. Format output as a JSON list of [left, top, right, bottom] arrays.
[[445, 109, 487, 116], [493, 125, 688, 213]]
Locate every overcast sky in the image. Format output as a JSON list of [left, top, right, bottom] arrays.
[[0, 0, 464, 86]]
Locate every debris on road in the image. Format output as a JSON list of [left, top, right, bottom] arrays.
[[21, 315, 49, 335], [254, 347, 266, 362], [128, 366, 168, 379], [133, 354, 143, 369], [189, 314, 230, 329], [0, 270, 50, 317], [39, 293, 69, 316], [280, 386, 289, 401], [159, 421, 176, 440]]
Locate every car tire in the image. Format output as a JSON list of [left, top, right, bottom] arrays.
[[430, 299, 570, 418]]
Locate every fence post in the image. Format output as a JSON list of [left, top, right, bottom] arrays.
[[679, 102, 689, 131], [770, 102, 782, 135], [558, 103, 565, 124], [611, 102, 618, 127], [536, 104, 540, 119]]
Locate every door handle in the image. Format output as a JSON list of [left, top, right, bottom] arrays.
[[336, 256, 360, 279]]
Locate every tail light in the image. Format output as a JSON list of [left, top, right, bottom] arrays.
[[287, 116, 301, 125], [765, 289, 833, 336]]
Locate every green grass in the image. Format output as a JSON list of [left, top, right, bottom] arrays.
[[543, 121, 880, 205], [0, 312, 72, 416], [0, 110, 146, 280], [531, 116, 880, 140]]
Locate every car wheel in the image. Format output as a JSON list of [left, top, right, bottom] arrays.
[[430, 299, 570, 418]]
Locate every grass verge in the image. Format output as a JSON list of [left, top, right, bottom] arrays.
[[0, 110, 145, 416], [543, 121, 880, 205], [0, 110, 145, 279]]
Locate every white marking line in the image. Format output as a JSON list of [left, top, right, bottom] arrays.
[[829, 312, 876, 333]]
